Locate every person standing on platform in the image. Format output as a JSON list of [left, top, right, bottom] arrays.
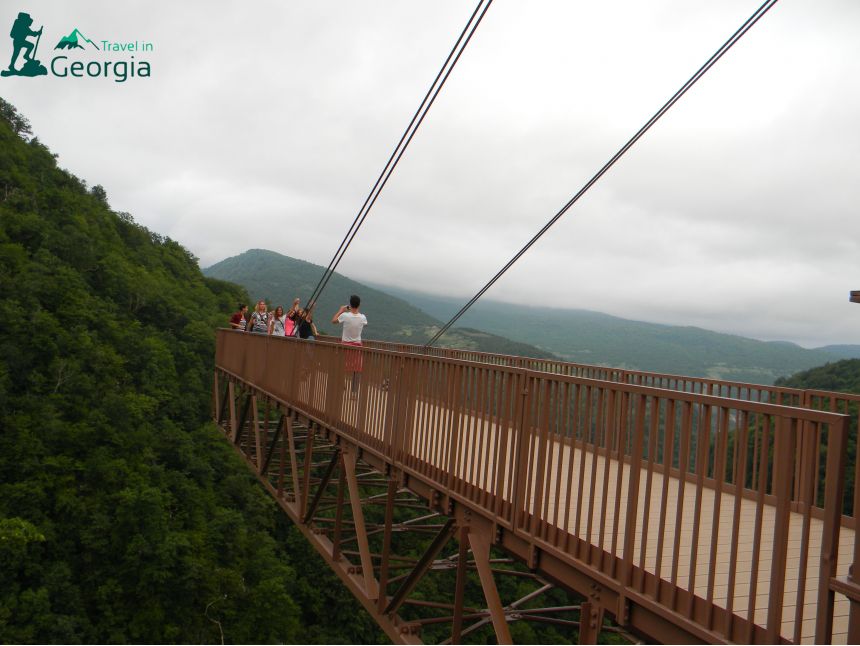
[[285, 297, 300, 337], [332, 295, 367, 394], [229, 303, 248, 331], [292, 305, 319, 341], [246, 300, 269, 334], [269, 305, 288, 337]]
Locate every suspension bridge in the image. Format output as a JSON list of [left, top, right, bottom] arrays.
[[212, 330, 860, 644], [209, 1, 859, 641]]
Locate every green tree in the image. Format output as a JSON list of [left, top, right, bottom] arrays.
[[0, 97, 376, 643]]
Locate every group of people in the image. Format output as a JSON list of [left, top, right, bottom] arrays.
[[229, 295, 368, 346], [231, 298, 318, 339]]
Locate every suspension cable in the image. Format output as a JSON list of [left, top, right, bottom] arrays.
[[305, 0, 494, 310], [426, 0, 780, 346]]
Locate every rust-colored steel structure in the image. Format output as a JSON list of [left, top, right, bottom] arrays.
[[214, 330, 860, 644]]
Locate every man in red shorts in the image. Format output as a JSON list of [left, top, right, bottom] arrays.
[[332, 295, 367, 394]]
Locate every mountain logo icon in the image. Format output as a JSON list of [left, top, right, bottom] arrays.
[[54, 28, 99, 50]]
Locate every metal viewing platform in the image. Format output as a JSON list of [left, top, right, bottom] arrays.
[[213, 329, 860, 644]]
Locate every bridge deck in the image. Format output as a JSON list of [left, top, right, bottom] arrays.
[[218, 330, 858, 644], [338, 386, 853, 643]]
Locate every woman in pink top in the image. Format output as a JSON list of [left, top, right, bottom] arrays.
[[285, 298, 301, 337]]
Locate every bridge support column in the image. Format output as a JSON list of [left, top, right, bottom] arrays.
[[343, 448, 379, 600], [451, 526, 470, 644], [251, 396, 263, 468], [285, 415, 301, 503], [227, 381, 236, 439], [377, 478, 398, 612], [577, 601, 604, 644], [468, 528, 513, 645]]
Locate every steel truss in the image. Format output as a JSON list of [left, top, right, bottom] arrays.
[[215, 373, 640, 644]]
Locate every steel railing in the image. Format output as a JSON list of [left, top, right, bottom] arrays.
[[320, 335, 860, 523], [216, 329, 855, 642]]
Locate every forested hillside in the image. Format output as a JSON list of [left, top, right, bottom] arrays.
[[204, 249, 558, 359], [0, 99, 383, 643], [775, 358, 860, 393], [776, 359, 860, 515]]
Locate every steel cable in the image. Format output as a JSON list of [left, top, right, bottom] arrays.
[[427, 0, 780, 346], [304, 0, 494, 310]]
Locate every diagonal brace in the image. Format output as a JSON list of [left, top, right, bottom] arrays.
[[260, 413, 285, 476], [303, 448, 341, 524], [384, 518, 456, 615], [469, 529, 513, 645], [217, 379, 230, 425], [233, 393, 252, 444]]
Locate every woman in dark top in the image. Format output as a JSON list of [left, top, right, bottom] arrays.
[[290, 305, 319, 340], [229, 303, 248, 331]]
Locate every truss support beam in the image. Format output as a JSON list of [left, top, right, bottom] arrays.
[[344, 448, 379, 600], [468, 528, 513, 645], [451, 526, 470, 643], [304, 449, 341, 524], [385, 518, 457, 615]]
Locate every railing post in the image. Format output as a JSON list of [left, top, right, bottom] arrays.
[[849, 398, 860, 642], [381, 353, 402, 460], [445, 364, 464, 492], [815, 415, 848, 643], [395, 356, 416, 468], [794, 390, 813, 507], [622, 394, 646, 587], [766, 416, 796, 642], [511, 371, 532, 534]]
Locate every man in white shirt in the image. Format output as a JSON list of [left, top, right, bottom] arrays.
[[332, 295, 368, 394], [332, 295, 368, 343]]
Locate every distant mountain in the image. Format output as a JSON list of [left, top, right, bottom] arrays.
[[815, 345, 860, 360], [370, 284, 850, 385], [54, 28, 98, 50], [203, 249, 558, 359]]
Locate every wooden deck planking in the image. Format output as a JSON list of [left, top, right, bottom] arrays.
[[403, 403, 854, 644]]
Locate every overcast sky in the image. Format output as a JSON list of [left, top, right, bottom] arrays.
[[3, 0, 859, 347]]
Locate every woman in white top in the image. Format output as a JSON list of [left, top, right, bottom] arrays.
[[268, 305, 288, 336]]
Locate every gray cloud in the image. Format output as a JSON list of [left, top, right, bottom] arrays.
[[3, 0, 858, 348]]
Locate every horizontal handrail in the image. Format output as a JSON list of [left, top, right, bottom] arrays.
[[315, 332, 860, 522], [322, 334, 860, 404]]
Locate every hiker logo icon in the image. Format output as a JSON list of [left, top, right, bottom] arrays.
[[1, 11, 48, 77]]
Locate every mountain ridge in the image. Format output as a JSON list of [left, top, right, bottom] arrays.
[[203, 249, 559, 359], [363, 282, 859, 384], [204, 249, 860, 385]]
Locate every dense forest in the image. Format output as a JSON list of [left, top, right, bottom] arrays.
[[777, 359, 860, 515], [0, 98, 385, 643], [1, 99, 604, 645], [775, 358, 860, 393]]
